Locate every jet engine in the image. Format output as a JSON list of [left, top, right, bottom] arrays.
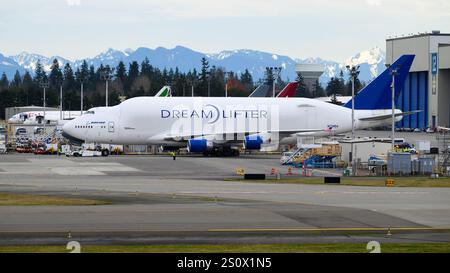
[[187, 139, 213, 153]]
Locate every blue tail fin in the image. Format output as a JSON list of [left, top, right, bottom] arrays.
[[344, 55, 415, 110]]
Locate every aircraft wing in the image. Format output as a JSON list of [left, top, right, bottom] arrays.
[[158, 129, 329, 143], [359, 110, 421, 121]]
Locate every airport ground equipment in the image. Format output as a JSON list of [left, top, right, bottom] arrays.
[[0, 133, 6, 154], [236, 168, 245, 176], [284, 144, 342, 168], [244, 174, 265, 180], [324, 177, 340, 184], [387, 152, 412, 175], [385, 179, 395, 187], [436, 133, 450, 175], [368, 155, 388, 175]]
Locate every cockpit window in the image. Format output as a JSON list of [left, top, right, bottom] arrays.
[[85, 111, 95, 114]]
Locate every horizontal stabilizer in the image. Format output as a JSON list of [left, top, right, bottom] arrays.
[[359, 110, 422, 121]]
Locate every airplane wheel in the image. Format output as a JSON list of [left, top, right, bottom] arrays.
[[101, 149, 110, 157]]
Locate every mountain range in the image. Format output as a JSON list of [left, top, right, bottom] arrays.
[[0, 46, 386, 86]]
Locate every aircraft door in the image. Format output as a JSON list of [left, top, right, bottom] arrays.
[[108, 121, 115, 133]]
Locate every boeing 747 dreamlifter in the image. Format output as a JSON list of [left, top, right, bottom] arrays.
[[62, 55, 416, 156]]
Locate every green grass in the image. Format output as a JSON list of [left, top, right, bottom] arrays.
[[226, 176, 450, 187], [1, 243, 450, 253], [0, 193, 111, 206]]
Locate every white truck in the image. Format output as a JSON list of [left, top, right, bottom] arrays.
[[0, 134, 6, 154]]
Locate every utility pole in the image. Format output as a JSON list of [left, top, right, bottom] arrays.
[[39, 80, 49, 134], [346, 65, 360, 175], [100, 68, 111, 106], [224, 71, 232, 97], [266, 67, 282, 97], [386, 64, 400, 151], [187, 78, 195, 97], [79, 76, 85, 115], [207, 72, 211, 97], [59, 84, 63, 120]]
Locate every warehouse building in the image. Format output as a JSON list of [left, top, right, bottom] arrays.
[[386, 31, 450, 129], [295, 64, 324, 93], [5, 106, 59, 120]]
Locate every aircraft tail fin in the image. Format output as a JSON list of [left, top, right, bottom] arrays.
[[343, 55, 415, 110], [155, 86, 172, 97], [249, 84, 270, 97], [277, 82, 299, 98]]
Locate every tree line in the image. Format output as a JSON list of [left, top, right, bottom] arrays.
[[0, 56, 364, 120]]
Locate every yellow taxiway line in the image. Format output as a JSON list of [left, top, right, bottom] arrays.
[[208, 227, 450, 232]]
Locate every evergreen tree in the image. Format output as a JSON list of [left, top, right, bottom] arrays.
[[346, 73, 363, 96], [199, 57, 209, 96], [127, 61, 140, 92], [22, 71, 33, 105], [313, 79, 326, 98], [295, 72, 310, 97], [12, 70, 22, 87], [49, 59, 63, 87], [63, 63, 76, 90], [0, 73, 8, 90], [240, 69, 253, 93], [140, 57, 152, 77], [34, 60, 47, 83], [115, 61, 127, 83], [77, 60, 89, 82]]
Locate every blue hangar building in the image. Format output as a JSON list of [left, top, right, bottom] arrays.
[[386, 30, 450, 129]]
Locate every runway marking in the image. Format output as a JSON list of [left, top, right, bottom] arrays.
[[207, 227, 450, 232], [1, 227, 449, 234]]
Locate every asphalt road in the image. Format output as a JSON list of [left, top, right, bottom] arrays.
[[1, 151, 450, 245]]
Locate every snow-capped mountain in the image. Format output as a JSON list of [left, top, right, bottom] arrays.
[[296, 47, 386, 85], [11, 52, 70, 73], [207, 49, 298, 82], [0, 46, 386, 86], [73, 48, 129, 69], [0, 53, 25, 78]]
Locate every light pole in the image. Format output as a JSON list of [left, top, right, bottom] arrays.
[[79, 77, 85, 115], [266, 67, 282, 97], [187, 78, 196, 97], [39, 80, 49, 133], [59, 83, 63, 120], [224, 71, 232, 97], [346, 65, 360, 175], [207, 72, 211, 97], [100, 68, 111, 107], [386, 64, 400, 151]]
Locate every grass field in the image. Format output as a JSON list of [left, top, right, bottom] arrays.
[[227, 176, 450, 187], [0, 193, 111, 206], [1, 243, 450, 253]]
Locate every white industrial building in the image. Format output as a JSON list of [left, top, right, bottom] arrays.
[[340, 139, 392, 163], [295, 64, 324, 93]]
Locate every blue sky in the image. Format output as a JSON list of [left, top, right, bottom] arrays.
[[1, 0, 449, 61]]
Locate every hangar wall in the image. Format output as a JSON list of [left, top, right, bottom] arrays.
[[387, 32, 450, 129], [396, 72, 428, 129], [438, 69, 450, 127]]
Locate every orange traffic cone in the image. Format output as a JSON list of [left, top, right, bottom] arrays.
[[287, 167, 293, 175], [271, 168, 277, 175]]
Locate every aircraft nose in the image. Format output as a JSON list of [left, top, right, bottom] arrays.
[[62, 121, 83, 144]]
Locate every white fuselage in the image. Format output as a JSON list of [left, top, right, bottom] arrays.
[[62, 97, 401, 146], [9, 111, 83, 124]]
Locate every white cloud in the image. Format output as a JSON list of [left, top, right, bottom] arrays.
[[66, 0, 81, 6], [367, 0, 382, 6]]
